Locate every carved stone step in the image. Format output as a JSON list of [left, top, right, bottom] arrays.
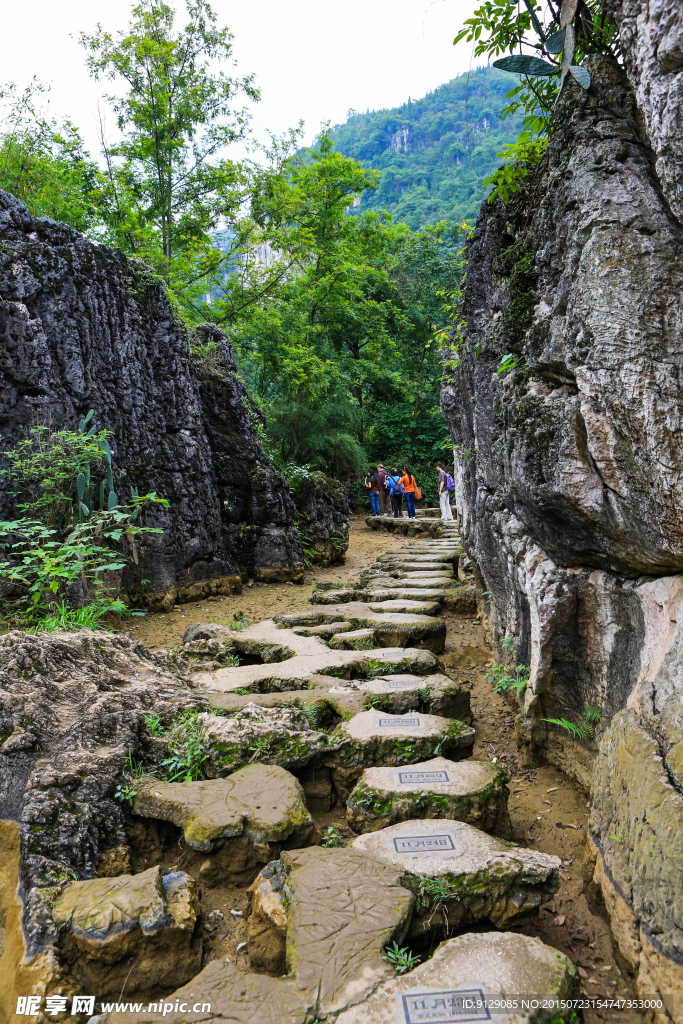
[[334, 932, 578, 1023], [353, 819, 560, 935], [132, 765, 314, 884], [331, 710, 475, 798], [346, 756, 509, 836]]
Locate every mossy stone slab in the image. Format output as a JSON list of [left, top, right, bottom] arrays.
[[282, 846, 414, 1016], [52, 867, 200, 995], [353, 819, 560, 934], [346, 756, 509, 835], [334, 932, 577, 1024], [331, 711, 474, 798], [133, 764, 313, 851]]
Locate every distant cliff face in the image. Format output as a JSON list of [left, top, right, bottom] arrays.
[[0, 191, 304, 608], [441, 39, 683, 1008]]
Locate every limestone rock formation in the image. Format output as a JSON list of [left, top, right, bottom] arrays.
[[52, 867, 201, 996], [288, 470, 350, 566], [0, 192, 303, 610], [440, 22, 683, 1013]]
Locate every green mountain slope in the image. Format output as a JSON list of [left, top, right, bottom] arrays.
[[331, 66, 523, 229]]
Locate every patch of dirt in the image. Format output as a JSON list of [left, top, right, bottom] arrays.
[[129, 515, 408, 650]]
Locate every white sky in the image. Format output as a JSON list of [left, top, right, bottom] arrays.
[[2, 0, 480, 156]]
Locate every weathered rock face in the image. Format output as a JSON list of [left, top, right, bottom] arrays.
[[440, 34, 683, 1015], [288, 470, 349, 566], [603, 0, 683, 220], [0, 629, 193, 1012], [0, 194, 303, 609], [441, 54, 683, 754]]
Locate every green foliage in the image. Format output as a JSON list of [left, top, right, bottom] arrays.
[[542, 706, 602, 740], [483, 133, 548, 205], [454, 1, 619, 208], [114, 782, 138, 806], [330, 68, 525, 229], [417, 875, 462, 909], [0, 79, 102, 232], [162, 710, 209, 781], [79, 0, 259, 291], [383, 941, 420, 974], [488, 662, 530, 695], [321, 825, 345, 848], [145, 712, 166, 737], [0, 416, 167, 628]]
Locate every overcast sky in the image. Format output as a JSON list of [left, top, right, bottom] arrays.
[[3, 0, 480, 156]]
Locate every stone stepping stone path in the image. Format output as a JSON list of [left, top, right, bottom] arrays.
[[132, 765, 314, 883], [91, 516, 577, 1024], [52, 866, 201, 997], [355, 673, 471, 720], [346, 756, 509, 835], [365, 516, 444, 536], [334, 932, 577, 1023], [331, 710, 475, 798], [353, 819, 560, 935], [276, 604, 446, 652]]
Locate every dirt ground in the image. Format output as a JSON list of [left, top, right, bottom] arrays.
[[131, 516, 639, 1020], [130, 514, 407, 650]]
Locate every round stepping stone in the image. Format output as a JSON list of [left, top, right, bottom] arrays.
[[380, 551, 454, 563], [364, 588, 450, 602], [331, 711, 475, 798], [346, 757, 509, 835], [334, 932, 578, 1024], [328, 628, 376, 650], [52, 866, 201, 997], [358, 673, 471, 720], [362, 576, 454, 590], [292, 621, 354, 638], [442, 584, 477, 614], [133, 765, 314, 883], [353, 819, 560, 935]]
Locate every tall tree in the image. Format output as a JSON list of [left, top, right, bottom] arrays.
[[80, 0, 258, 278]]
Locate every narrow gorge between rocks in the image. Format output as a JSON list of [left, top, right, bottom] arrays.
[[0, 516, 651, 1023]]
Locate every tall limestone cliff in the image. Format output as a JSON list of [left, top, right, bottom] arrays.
[[441, 13, 683, 1012], [0, 191, 304, 608]]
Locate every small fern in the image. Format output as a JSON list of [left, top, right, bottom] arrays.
[[541, 717, 587, 740]]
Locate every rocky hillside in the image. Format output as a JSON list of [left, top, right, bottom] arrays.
[[0, 192, 304, 607], [441, 1, 683, 1010]]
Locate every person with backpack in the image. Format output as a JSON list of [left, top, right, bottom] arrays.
[[365, 466, 380, 515], [377, 464, 390, 516], [435, 460, 454, 521], [399, 465, 418, 520], [388, 467, 404, 518]]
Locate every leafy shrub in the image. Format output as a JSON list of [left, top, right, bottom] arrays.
[[0, 413, 167, 628], [383, 941, 421, 974]]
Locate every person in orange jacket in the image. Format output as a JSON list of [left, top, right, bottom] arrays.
[[399, 465, 417, 519]]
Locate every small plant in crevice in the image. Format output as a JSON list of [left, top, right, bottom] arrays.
[[114, 782, 137, 806], [542, 705, 604, 741], [321, 825, 345, 848], [489, 663, 530, 695], [162, 710, 209, 782], [383, 941, 421, 974], [144, 712, 165, 737]]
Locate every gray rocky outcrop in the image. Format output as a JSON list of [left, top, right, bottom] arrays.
[[0, 192, 303, 610], [440, 27, 683, 1015], [288, 470, 349, 566]]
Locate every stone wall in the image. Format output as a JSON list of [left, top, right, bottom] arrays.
[[440, 40, 683, 1012], [0, 193, 303, 609]]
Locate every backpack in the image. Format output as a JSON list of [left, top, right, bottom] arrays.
[[446, 473, 455, 493], [380, 472, 391, 492], [390, 476, 403, 496]]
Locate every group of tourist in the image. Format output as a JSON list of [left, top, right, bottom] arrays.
[[365, 461, 455, 521]]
